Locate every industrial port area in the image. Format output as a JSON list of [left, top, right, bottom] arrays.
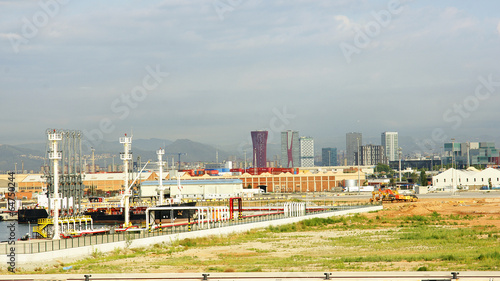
[[3, 1, 500, 279], [0, 129, 499, 280]]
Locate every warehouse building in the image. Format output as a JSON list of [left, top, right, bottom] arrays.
[[141, 178, 244, 200], [432, 167, 500, 190]]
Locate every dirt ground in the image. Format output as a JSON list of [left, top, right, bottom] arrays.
[[365, 197, 500, 228], [70, 197, 497, 273]]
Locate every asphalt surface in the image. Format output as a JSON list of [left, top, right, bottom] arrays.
[[290, 190, 500, 200]]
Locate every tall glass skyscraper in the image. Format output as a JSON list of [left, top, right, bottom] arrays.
[[322, 148, 338, 166], [251, 130, 268, 167], [346, 132, 362, 166]]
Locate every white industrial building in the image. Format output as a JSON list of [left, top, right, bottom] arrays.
[[432, 167, 500, 189], [141, 178, 244, 200]]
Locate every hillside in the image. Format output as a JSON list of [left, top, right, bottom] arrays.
[[0, 144, 45, 173], [0, 138, 233, 172]]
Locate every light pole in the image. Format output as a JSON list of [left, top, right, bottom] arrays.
[[357, 138, 360, 194], [244, 150, 247, 170], [466, 141, 470, 168], [398, 147, 402, 182], [451, 138, 455, 195], [430, 148, 433, 172]]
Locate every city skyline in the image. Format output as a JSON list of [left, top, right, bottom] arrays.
[[1, 1, 500, 153]]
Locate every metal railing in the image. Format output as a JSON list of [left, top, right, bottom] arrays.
[[1, 202, 380, 255]]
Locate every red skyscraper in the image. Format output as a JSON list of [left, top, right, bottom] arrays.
[[251, 131, 268, 168]]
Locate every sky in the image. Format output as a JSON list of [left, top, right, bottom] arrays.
[[1, 0, 500, 154]]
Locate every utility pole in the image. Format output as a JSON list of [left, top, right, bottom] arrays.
[[398, 147, 402, 182], [466, 141, 470, 168], [430, 148, 433, 172], [91, 147, 95, 173], [451, 138, 455, 195], [357, 138, 360, 194]]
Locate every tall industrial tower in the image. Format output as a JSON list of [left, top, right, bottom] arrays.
[[299, 136, 314, 167], [346, 132, 362, 166], [251, 130, 268, 168], [381, 132, 399, 162], [281, 130, 299, 168]]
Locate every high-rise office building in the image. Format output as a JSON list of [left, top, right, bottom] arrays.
[[444, 141, 498, 167], [381, 132, 398, 162], [281, 130, 299, 168], [251, 130, 268, 168], [322, 148, 338, 166], [356, 144, 386, 165], [346, 132, 362, 166], [299, 136, 314, 167]]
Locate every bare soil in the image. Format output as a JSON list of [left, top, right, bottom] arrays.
[[365, 198, 500, 228], [40, 197, 500, 273]]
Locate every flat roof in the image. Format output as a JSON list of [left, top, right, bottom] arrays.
[[142, 179, 243, 186]]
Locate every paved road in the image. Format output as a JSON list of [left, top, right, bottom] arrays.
[[287, 190, 500, 201]]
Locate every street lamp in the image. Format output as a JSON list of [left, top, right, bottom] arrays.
[[398, 147, 402, 182], [451, 138, 455, 195], [357, 138, 360, 194], [431, 149, 434, 172]]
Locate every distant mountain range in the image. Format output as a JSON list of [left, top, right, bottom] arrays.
[[0, 144, 46, 173], [0, 138, 236, 173], [3, 135, 500, 173]]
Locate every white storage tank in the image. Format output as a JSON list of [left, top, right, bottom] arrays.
[[345, 179, 357, 188]]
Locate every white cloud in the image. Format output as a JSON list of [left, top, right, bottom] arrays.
[[0, 32, 21, 40], [334, 15, 352, 31], [441, 6, 459, 19], [2, 1, 500, 148]]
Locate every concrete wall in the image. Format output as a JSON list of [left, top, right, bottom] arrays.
[[5, 205, 382, 269], [415, 186, 428, 194]]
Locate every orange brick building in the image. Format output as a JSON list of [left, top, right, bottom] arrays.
[[177, 168, 366, 193]]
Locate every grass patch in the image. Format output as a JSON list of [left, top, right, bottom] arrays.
[[14, 207, 499, 274]]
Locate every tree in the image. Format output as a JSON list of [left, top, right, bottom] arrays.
[[410, 172, 419, 184], [419, 170, 427, 186], [389, 178, 396, 187], [376, 163, 392, 174]]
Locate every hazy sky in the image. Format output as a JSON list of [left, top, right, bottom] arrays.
[[1, 0, 500, 152]]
